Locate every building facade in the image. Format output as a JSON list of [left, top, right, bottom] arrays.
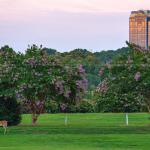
[[129, 10, 150, 49]]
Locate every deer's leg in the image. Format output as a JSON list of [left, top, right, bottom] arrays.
[[3, 126, 7, 135]]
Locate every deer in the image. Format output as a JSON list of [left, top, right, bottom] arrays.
[[0, 120, 8, 135]]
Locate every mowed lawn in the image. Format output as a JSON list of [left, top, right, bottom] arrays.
[[0, 113, 150, 150]]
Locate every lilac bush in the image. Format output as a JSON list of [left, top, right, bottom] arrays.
[[0, 45, 88, 124], [17, 46, 88, 124]]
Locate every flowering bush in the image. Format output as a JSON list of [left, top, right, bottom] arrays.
[[18, 45, 88, 124], [0, 45, 88, 124], [95, 43, 149, 112]]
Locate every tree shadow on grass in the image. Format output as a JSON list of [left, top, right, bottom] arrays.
[[5, 125, 150, 135]]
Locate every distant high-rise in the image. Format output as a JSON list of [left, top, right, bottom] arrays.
[[129, 10, 150, 49]]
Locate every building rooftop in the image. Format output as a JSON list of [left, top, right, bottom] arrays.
[[130, 10, 150, 17]]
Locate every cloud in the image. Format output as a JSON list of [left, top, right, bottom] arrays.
[[0, 0, 150, 17]]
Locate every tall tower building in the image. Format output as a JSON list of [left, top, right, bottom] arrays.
[[129, 10, 150, 49]]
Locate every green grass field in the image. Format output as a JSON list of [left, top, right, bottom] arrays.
[[0, 113, 150, 150]]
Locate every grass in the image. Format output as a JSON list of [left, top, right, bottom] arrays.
[[0, 113, 150, 150]]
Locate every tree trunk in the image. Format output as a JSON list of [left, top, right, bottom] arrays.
[[29, 100, 44, 125]]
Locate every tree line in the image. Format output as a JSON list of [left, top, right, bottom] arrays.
[[1, 43, 150, 126]]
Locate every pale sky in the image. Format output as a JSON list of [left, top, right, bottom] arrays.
[[0, 0, 149, 52]]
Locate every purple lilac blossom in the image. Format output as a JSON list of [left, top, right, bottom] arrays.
[[78, 64, 85, 74], [64, 90, 71, 98], [26, 58, 37, 67], [55, 80, 64, 94], [60, 103, 67, 112], [76, 79, 88, 91], [134, 72, 141, 81], [96, 79, 108, 94]]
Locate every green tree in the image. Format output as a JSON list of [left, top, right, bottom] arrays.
[[0, 46, 23, 125], [0, 45, 23, 97], [18, 45, 88, 124], [95, 44, 147, 112]]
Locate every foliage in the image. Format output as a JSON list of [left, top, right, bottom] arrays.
[[30, 47, 130, 91], [45, 100, 95, 113], [62, 104, 77, 113], [94, 47, 130, 63], [76, 100, 95, 113], [0, 44, 134, 118], [0, 45, 23, 97], [0, 45, 88, 124], [16, 45, 88, 124], [57, 47, 130, 95], [95, 44, 149, 112], [45, 100, 59, 113], [35, 47, 131, 101], [0, 96, 21, 126], [42, 48, 58, 55]]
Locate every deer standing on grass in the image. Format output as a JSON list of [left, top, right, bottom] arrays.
[[0, 120, 8, 135]]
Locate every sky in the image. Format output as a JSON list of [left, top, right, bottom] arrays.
[[0, 0, 149, 52]]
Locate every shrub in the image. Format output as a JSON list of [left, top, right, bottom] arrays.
[[0, 96, 21, 126], [65, 105, 77, 113], [45, 100, 59, 113], [77, 101, 94, 113], [95, 93, 145, 113], [46, 100, 95, 113]]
